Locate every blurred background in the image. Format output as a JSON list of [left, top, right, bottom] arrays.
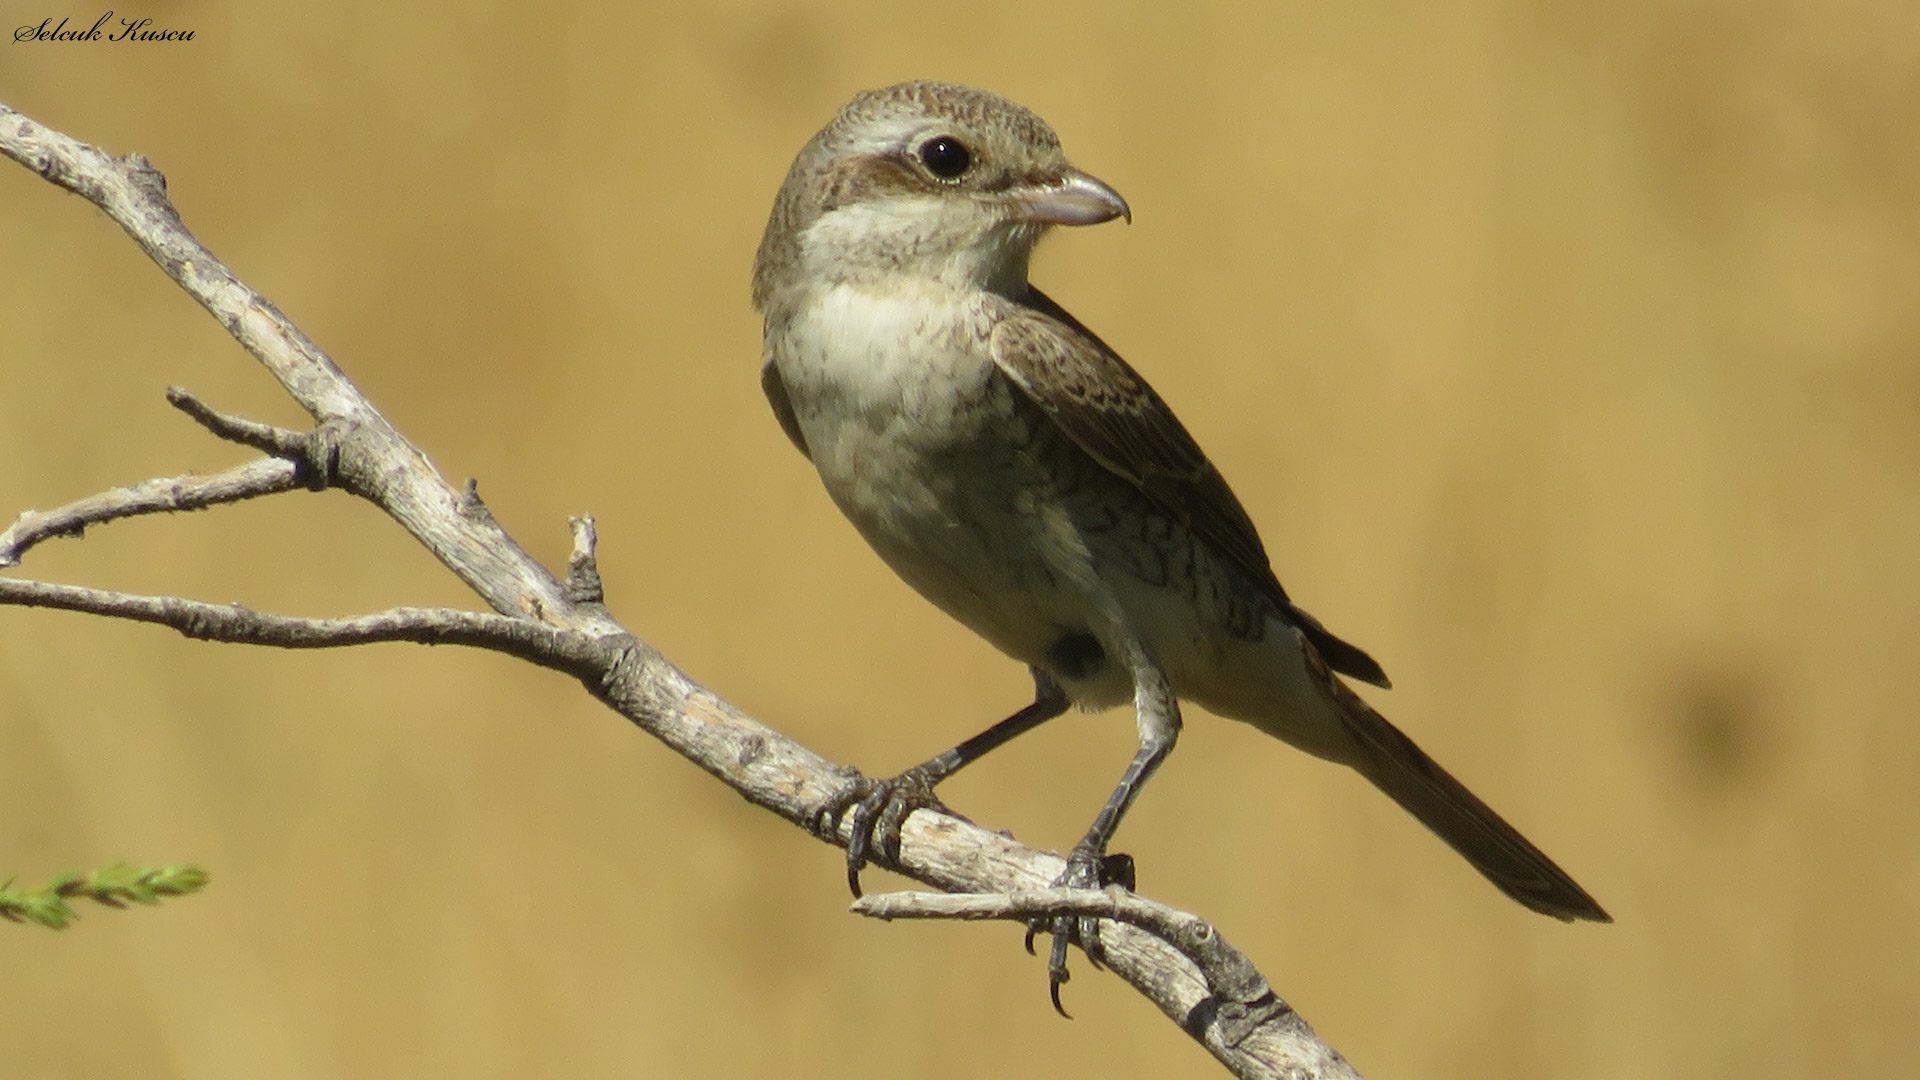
[[2, 1, 1915, 1076]]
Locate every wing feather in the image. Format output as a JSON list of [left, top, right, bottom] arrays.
[[761, 357, 812, 460], [990, 289, 1390, 688]]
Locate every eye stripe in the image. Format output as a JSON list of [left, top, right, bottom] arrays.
[[815, 154, 924, 211]]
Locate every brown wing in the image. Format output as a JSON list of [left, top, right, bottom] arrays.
[[991, 288, 1390, 689], [761, 357, 812, 460]]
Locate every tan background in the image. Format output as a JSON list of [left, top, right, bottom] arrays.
[[3, 1, 1916, 1077]]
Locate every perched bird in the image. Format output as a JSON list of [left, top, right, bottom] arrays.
[[753, 80, 1608, 1003]]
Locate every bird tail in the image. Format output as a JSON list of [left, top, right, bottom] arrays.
[[1331, 682, 1611, 923]]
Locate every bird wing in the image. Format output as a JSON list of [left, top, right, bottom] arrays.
[[761, 356, 813, 460], [990, 287, 1390, 689]]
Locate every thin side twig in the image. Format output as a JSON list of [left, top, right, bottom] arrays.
[[0, 457, 302, 567], [852, 886, 1337, 1061], [165, 386, 310, 457], [0, 578, 591, 666], [855, 887, 1268, 1004]]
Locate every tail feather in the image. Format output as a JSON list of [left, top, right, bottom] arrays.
[[1333, 684, 1611, 923], [1285, 602, 1392, 689]]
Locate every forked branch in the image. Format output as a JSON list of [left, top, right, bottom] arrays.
[[0, 100, 1361, 1080]]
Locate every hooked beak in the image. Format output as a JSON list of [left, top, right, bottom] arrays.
[[1008, 168, 1131, 227]]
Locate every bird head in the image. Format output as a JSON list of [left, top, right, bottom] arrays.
[[752, 81, 1129, 312]]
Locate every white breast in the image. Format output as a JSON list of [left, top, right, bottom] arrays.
[[778, 282, 996, 428]]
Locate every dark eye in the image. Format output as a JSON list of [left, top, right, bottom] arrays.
[[918, 135, 972, 179]]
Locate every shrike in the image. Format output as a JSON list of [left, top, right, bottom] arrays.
[[753, 80, 1608, 1002]]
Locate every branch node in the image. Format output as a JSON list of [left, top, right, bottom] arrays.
[[565, 515, 604, 603], [165, 388, 352, 491], [301, 422, 343, 492], [127, 153, 166, 193], [1201, 992, 1296, 1050]]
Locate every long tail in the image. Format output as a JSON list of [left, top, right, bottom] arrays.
[[1332, 682, 1611, 922]]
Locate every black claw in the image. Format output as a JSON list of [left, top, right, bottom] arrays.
[[1048, 924, 1075, 1017], [874, 796, 910, 864], [814, 783, 856, 842], [1081, 917, 1107, 970], [819, 768, 953, 899], [1049, 971, 1072, 1019], [844, 793, 884, 896], [1030, 844, 1133, 1014], [1049, 922, 1072, 981]]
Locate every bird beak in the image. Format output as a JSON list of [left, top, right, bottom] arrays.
[[1009, 168, 1131, 227]]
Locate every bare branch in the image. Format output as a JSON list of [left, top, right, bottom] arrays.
[[851, 886, 1357, 1072], [0, 457, 301, 567], [0, 100, 1364, 1079], [0, 578, 584, 665], [1, 103, 584, 620], [855, 887, 1269, 1005]]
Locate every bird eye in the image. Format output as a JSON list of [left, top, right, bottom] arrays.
[[917, 135, 972, 179]]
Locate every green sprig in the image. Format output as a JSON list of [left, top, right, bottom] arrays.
[[1, 863, 210, 929]]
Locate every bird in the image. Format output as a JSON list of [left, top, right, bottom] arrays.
[[752, 80, 1609, 1005]]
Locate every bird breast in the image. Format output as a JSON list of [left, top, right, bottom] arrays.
[[772, 282, 1022, 538], [768, 282, 1119, 687]]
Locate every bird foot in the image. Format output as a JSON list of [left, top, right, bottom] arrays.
[[816, 766, 961, 897], [1024, 846, 1136, 1017]]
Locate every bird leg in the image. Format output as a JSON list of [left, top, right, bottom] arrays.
[[820, 668, 1069, 896], [1035, 650, 1181, 1016]]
